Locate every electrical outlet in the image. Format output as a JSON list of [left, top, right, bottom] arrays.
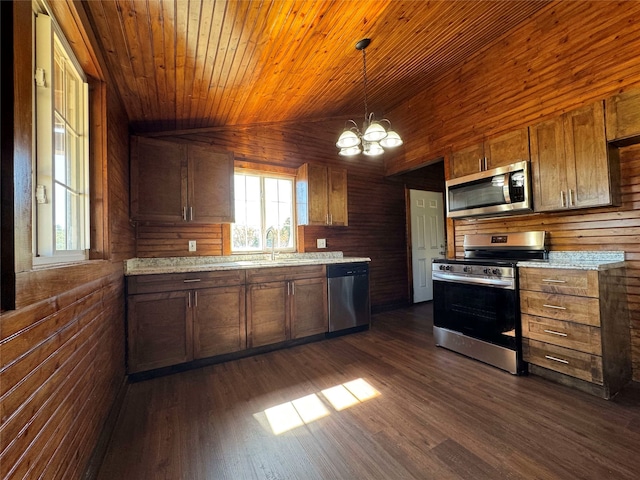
[[188, 240, 196, 252], [317, 238, 327, 249]]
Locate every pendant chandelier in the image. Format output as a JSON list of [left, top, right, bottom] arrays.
[[336, 38, 403, 157]]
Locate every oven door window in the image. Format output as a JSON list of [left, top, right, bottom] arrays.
[[433, 280, 517, 349]]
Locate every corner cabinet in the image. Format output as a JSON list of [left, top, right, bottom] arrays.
[[126, 270, 246, 374], [605, 87, 640, 145], [296, 163, 348, 226], [519, 267, 631, 399], [130, 136, 235, 223], [246, 265, 327, 348], [529, 101, 620, 212], [451, 128, 530, 178]]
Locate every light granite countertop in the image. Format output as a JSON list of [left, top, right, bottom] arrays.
[[517, 251, 625, 270], [124, 252, 371, 276]]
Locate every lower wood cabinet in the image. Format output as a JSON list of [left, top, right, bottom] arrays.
[[246, 266, 328, 348], [127, 291, 193, 373], [127, 265, 328, 374], [193, 285, 246, 359], [127, 271, 246, 374], [519, 266, 631, 398]]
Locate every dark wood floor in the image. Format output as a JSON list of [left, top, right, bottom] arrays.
[[97, 303, 640, 480]]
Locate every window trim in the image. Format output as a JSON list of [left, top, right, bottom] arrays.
[[33, 6, 90, 266], [232, 169, 297, 254]]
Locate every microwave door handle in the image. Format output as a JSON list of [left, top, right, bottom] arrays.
[[503, 173, 512, 203]]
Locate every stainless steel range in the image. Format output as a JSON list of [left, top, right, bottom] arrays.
[[432, 231, 547, 374]]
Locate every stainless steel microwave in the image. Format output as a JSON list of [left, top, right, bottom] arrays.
[[445, 161, 532, 218]]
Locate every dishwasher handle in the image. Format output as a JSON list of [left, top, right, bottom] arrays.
[[326, 262, 369, 278]]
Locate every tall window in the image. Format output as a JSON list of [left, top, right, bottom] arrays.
[[34, 8, 89, 264], [232, 173, 295, 253]]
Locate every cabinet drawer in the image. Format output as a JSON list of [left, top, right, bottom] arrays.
[[519, 290, 600, 326], [521, 314, 601, 355], [523, 339, 603, 385], [246, 265, 325, 284], [519, 268, 599, 297], [127, 270, 246, 294]]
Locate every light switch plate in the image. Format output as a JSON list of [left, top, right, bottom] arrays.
[[317, 238, 327, 248], [189, 240, 196, 252]]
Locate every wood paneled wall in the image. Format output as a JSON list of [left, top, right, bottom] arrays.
[[136, 224, 224, 257], [149, 120, 410, 309], [385, 1, 640, 380], [1, 2, 134, 479]]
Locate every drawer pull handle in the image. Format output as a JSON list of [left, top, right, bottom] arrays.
[[543, 304, 566, 310], [183, 279, 201, 283], [545, 355, 569, 364], [543, 329, 568, 337], [542, 279, 566, 283]]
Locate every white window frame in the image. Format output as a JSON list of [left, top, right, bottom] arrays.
[[33, 4, 90, 266], [232, 171, 296, 254]]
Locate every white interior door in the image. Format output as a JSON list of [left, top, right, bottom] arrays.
[[410, 190, 445, 303]]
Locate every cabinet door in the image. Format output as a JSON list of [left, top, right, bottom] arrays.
[[291, 277, 328, 339], [484, 128, 530, 170], [127, 291, 192, 373], [307, 164, 329, 225], [328, 168, 348, 226], [130, 136, 188, 222], [529, 116, 567, 212], [563, 102, 610, 209], [247, 282, 288, 348], [451, 142, 484, 178], [193, 286, 246, 359], [605, 88, 640, 142], [188, 145, 235, 223]]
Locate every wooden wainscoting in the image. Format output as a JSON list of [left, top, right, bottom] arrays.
[[0, 267, 126, 479]]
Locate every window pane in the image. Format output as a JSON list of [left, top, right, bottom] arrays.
[[54, 114, 66, 183], [232, 173, 294, 252], [66, 67, 78, 130], [54, 47, 64, 115]]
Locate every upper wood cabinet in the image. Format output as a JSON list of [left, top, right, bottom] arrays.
[[131, 136, 234, 223], [530, 101, 619, 212], [605, 88, 640, 144], [296, 163, 348, 226], [451, 128, 530, 178]]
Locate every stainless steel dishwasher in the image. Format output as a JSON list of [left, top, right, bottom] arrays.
[[327, 262, 371, 334]]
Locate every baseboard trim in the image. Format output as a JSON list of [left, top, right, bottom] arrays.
[[82, 376, 129, 479]]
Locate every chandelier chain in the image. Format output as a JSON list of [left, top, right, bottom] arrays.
[[362, 48, 368, 122]]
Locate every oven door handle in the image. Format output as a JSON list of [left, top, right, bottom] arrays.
[[432, 272, 515, 290]]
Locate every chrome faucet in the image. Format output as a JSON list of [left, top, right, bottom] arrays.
[[266, 227, 278, 261]]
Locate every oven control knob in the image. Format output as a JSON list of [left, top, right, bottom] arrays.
[[463, 266, 471, 273], [483, 268, 491, 274], [492, 268, 501, 275], [445, 265, 451, 271]]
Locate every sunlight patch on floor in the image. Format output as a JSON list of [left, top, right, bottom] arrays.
[[256, 378, 380, 435]]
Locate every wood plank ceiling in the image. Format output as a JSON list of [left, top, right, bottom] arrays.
[[83, 0, 552, 132]]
